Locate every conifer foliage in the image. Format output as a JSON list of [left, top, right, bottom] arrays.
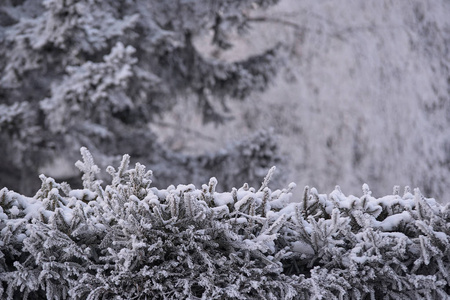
[[0, 0, 282, 194], [1, 148, 449, 299]]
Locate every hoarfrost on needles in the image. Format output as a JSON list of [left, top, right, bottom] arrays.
[[1, 148, 449, 299]]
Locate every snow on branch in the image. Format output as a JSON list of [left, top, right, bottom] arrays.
[[0, 149, 449, 299]]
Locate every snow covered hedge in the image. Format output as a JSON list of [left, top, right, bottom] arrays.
[[1, 148, 449, 299]]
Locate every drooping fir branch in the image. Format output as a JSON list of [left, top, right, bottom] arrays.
[[0, 0, 286, 197]]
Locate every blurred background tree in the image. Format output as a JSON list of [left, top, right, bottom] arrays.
[[1, 0, 449, 202], [0, 0, 283, 195]]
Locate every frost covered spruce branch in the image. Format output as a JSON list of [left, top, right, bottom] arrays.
[[1, 148, 450, 299]]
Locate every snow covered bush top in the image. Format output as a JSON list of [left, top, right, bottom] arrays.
[[1, 148, 449, 299]]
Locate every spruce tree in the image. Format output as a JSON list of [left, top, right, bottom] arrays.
[[0, 0, 282, 195]]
